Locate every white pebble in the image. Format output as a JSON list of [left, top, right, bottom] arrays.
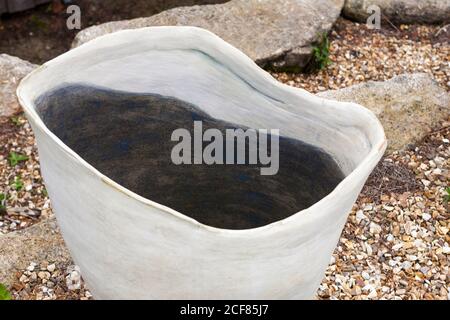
[[368, 290, 378, 299], [38, 271, 50, 280], [47, 264, 56, 273], [402, 261, 412, 270], [66, 266, 82, 290], [369, 222, 382, 234], [356, 210, 367, 223], [432, 168, 441, 175], [27, 262, 37, 272]]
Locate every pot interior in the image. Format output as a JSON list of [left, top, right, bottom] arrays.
[[35, 84, 345, 230]]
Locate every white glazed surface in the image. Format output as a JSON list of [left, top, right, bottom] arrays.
[[17, 27, 386, 299]]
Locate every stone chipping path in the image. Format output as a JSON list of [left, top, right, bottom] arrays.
[[273, 18, 449, 93], [318, 120, 449, 300], [0, 116, 50, 234]]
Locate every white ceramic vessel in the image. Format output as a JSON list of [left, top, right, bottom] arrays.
[[17, 27, 386, 299]]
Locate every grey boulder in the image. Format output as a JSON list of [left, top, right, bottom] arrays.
[[343, 0, 450, 24], [0, 54, 37, 118], [72, 0, 345, 70], [318, 73, 450, 154]]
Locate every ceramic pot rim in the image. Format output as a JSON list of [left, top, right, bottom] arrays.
[[17, 26, 387, 234]]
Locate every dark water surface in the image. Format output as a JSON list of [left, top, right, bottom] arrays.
[[35, 85, 345, 229]]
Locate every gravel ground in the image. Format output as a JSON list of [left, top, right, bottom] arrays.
[[11, 261, 92, 300], [7, 118, 449, 300], [318, 120, 449, 300], [272, 19, 449, 93], [0, 117, 51, 234], [1, 18, 449, 299]]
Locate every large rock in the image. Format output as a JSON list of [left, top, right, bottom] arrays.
[[72, 0, 344, 70], [0, 54, 38, 118], [318, 73, 450, 154], [343, 0, 450, 24], [0, 217, 71, 287]]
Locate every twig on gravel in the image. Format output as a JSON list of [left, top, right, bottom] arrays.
[[435, 24, 450, 37], [382, 15, 400, 32], [7, 207, 40, 220]]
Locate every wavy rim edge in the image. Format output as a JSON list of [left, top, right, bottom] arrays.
[[16, 26, 387, 235]]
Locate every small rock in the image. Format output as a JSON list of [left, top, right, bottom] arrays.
[[396, 288, 406, 295], [361, 271, 370, 280], [355, 210, 367, 223], [19, 274, 28, 283], [368, 289, 378, 299], [66, 266, 82, 291], [38, 271, 50, 280], [420, 266, 430, 274], [369, 222, 382, 234], [401, 261, 412, 270], [29, 272, 37, 281], [47, 264, 56, 273], [26, 262, 37, 272]]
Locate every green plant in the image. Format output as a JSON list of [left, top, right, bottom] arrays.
[[10, 116, 22, 126], [0, 283, 11, 300], [310, 32, 332, 71], [30, 14, 47, 30], [0, 193, 6, 215], [11, 176, 24, 191], [8, 152, 29, 166], [444, 187, 450, 204]]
